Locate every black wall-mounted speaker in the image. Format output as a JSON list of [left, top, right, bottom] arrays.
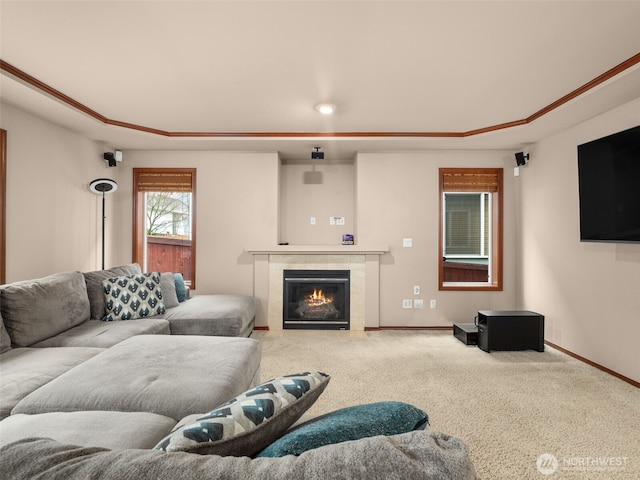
[[103, 152, 116, 167], [515, 152, 529, 166]]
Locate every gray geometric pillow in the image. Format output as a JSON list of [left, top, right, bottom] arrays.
[[159, 272, 179, 309], [102, 272, 165, 321], [154, 371, 330, 457]]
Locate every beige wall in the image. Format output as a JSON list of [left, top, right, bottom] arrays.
[[279, 161, 355, 245], [356, 151, 518, 327], [118, 151, 280, 296], [0, 103, 119, 281], [518, 97, 640, 382]]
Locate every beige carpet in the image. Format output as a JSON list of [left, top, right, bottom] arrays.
[[252, 329, 639, 479]]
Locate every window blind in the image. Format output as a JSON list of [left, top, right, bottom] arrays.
[[135, 171, 193, 192], [442, 171, 499, 193]]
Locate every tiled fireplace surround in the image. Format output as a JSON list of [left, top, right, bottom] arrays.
[[249, 247, 386, 331]]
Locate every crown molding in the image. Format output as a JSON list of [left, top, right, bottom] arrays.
[[2, 52, 640, 139]]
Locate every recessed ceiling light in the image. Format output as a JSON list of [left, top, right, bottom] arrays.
[[315, 103, 336, 115]]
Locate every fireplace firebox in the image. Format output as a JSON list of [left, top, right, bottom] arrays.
[[283, 270, 350, 330]]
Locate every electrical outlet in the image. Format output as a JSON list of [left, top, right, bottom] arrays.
[[413, 285, 420, 295], [336, 217, 345, 225], [429, 299, 437, 309], [402, 299, 413, 309], [329, 217, 336, 225], [414, 299, 424, 309]]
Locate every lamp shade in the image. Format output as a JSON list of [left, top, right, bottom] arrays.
[[89, 178, 118, 194]]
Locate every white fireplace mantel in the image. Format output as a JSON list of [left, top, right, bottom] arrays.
[[246, 245, 388, 255], [248, 246, 387, 331]]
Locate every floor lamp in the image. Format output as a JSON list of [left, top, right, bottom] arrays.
[[89, 178, 118, 270]]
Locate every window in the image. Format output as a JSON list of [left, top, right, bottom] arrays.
[[439, 168, 503, 291], [133, 168, 196, 288], [445, 193, 489, 256]]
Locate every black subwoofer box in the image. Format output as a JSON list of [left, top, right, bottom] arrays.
[[453, 323, 478, 345]]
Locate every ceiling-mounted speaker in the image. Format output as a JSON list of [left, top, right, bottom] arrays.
[[515, 152, 529, 166]]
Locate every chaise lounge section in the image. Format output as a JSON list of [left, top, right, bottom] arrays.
[[11, 334, 261, 420]]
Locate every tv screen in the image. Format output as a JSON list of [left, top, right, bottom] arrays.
[[577, 125, 640, 243]]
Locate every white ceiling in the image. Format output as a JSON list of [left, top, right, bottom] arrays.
[[1, 0, 640, 161]]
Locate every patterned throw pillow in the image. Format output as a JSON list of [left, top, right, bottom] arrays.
[[102, 272, 166, 321], [154, 371, 330, 457]]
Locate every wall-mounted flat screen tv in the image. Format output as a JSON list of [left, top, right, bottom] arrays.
[[577, 125, 640, 243]]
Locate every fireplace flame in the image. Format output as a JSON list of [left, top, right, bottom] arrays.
[[307, 289, 333, 306]]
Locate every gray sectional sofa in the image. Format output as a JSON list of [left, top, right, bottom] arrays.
[[0, 265, 476, 479], [2, 263, 257, 349], [0, 263, 262, 415]]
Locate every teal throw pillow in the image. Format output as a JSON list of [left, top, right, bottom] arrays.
[[255, 401, 428, 457], [174, 273, 187, 302]]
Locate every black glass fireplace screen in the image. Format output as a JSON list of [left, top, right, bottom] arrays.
[[283, 270, 350, 330]]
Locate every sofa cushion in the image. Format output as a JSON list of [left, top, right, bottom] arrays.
[[84, 264, 141, 320], [0, 347, 105, 420], [12, 335, 262, 421], [160, 273, 179, 308], [0, 271, 90, 346], [155, 372, 329, 457], [30, 318, 170, 348], [162, 294, 257, 337], [0, 431, 477, 480], [0, 306, 11, 354], [256, 401, 429, 457], [102, 272, 165, 321], [0, 412, 177, 450]]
